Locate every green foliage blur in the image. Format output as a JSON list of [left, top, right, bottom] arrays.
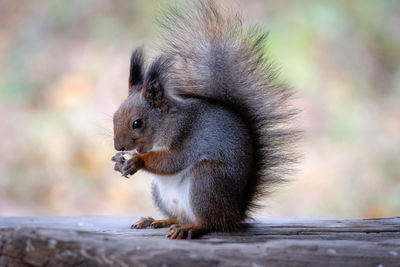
[[0, 0, 399, 217]]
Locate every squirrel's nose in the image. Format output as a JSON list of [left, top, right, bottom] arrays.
[[114, 142, 126, 151], [114, 137, 136, 151]]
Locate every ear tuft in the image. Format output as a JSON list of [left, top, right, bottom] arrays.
[[143, 56, 170, 109], [129, 46, 144, 93]]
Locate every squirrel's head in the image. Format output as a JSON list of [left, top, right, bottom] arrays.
[[113, 47, 172, 153]]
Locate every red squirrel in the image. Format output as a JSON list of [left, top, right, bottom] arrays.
[[111, 0, 298, 239]]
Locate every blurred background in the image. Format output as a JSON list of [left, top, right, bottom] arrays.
[[0, 0, 399, 218]]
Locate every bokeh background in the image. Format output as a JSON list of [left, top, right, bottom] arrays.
[[1, 0, 399, 218]]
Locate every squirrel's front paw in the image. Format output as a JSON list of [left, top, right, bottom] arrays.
[[121, 158, 138, 177], [112, 152, 127, 174], [112, 152, 139, 178]]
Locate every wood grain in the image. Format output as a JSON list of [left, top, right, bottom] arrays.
[[0, 217, 399, 266]]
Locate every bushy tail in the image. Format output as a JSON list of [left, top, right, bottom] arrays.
[[159, 0, 299, 215]]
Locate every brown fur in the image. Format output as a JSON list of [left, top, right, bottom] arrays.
[[132, 150, 184, 175]]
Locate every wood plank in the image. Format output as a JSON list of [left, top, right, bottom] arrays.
[[0, 217, 399, 266]]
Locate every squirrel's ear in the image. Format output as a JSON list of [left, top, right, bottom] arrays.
[[143, 56, 169, 109], [128, 46, 144, 94]]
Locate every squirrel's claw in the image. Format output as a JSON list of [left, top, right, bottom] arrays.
[[111, 151, 138, 178], [167, 222, 206, 240], [112, 152, 137, 177], [131, 217, 155, 229], [167, 223, 204, 240], [121, 159, 137, 177]]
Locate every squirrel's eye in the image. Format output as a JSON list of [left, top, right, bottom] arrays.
[[132, 119, 143, 130]]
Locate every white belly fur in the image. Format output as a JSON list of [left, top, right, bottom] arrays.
[[146, 168, 196, 223]]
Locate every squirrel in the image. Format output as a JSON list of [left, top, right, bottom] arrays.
[[111, 0, 298, 240]]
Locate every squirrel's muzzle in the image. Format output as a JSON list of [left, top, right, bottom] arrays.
[[114, 139, 135, 151]]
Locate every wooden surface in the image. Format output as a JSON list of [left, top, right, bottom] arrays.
[[0, 217, 399, 266]]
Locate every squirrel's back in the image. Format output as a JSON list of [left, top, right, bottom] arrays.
[[159, 0, 299, 215]]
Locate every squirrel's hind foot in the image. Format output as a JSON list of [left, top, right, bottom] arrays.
[[167, 222, 207, 240], [131, 217, 179, 229], [131, 217, 154, 229], [150, 217, 179, 228]]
